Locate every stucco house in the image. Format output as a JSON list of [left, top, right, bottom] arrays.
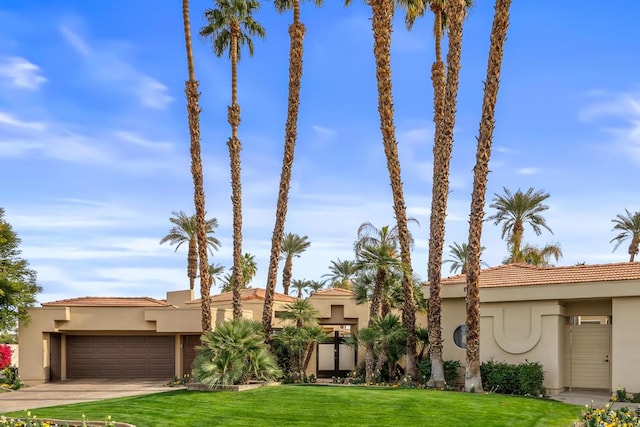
[[433, 262, 640, 394], [19, 261, 640, 394], [18, 286, 372, 385]]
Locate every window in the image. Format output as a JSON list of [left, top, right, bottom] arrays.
[[453, 324, 467, 349]]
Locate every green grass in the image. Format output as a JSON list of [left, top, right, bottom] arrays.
[[6, 385, 582, 426]]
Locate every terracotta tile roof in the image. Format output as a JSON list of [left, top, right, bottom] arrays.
[[190, 288, 296, 304], [42, 297, 170, 307], [439, 262, 640, 288], [310, 287, 355, 297]]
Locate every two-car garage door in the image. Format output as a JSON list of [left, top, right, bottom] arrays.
[[66, 336, 175, 379]]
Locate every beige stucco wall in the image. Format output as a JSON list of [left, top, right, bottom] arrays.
[[18, 307, 69, 384], [439, 296, 567, 393], [611, 297, 640, 393]]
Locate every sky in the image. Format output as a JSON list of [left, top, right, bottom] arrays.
[[1, 1, 639, 304]]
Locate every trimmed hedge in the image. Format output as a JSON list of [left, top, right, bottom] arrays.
[[480, 360, 544, 396]]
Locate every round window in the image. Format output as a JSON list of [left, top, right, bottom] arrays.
[[453, 324, 467, 349]]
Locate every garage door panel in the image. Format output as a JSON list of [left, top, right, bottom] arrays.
[[67, 336, 175, 379]]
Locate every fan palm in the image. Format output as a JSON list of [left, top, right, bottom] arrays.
[[280, 233, 311, 295], [200, 0, 265, 319], [357, 314, 406, 382], [263, 0, 324, 344], [465, 0, 513, 393], [610, 209, 640, 262], [344, 0, 420, 377], [159, 211, 220, 291], [192, 318, 280, 386], [181, 0, 212, 331], [487, 187, 553, 262]]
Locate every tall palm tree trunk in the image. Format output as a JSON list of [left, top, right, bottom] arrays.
[[228, 23, 244, 319], [183, 0, 211, 331], [370, 0, 417, 378], [262, 1, 306, 340], [465, 0, 512, 393], [282, 256, 294, 295], [630, 235, 639, 262], [427, 0, 465, 389], [370, 268, 386, 320], [187, 237, 198, 291]]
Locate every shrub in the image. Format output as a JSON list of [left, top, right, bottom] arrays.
[[632, 392, 640, 403], [480, 359, 544, 396], [417, 359, 462, 385], [1, 366, 22, 390], [192, 318, 281, 387], [0, 345, 11, 370]]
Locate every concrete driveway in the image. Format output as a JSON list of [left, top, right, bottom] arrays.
[[0, 379, 181, 413]]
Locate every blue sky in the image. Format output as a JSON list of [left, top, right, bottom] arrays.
[[1, 1, 639, 303]]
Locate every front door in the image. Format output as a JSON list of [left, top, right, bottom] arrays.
[[564, 324, 611, 391], [316, 331, 356, 379]]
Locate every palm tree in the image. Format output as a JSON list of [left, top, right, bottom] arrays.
[[219, 253, 258, 293], [517, 243, 563, 266], [355, 242, 404, 321], [208, 263, 226, 289], [307, 279, 326, 295], [345, 0, 420, 377], [322, 259, 357, 290], [159, 211, 220, 291], [357, 314, 406, 382], [263, 0, 324, 345], [290, 278, 310, 298], [200, 0, 265, 319], [280, 233, 311, 295], [444, 242, 487, 275], [192, 318, 280, 386], [610, 209, 640, 262], [464, 0, 513, 393], [487, 187, 553, 263], [402, 0, 471, 389], [182, 0, 212, 332], [280, 298, 320, 328]]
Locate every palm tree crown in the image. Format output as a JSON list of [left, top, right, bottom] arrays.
[[610, 209, 640, 262], [280, 233, 311, 295], [159, 211, 220, 290], [200, 0, 265, 60], [487, 187, 552, 260], [322, 258, 357, 289], [444, 241, 487, 275]]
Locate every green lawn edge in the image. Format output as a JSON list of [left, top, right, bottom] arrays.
[[4, 385, 583, 427]]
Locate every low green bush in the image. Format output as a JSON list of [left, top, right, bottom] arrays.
[[480, 359, 544, 396], [1, 366, 23, 390]]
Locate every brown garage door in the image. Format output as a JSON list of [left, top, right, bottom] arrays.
[[67, 335, 175, 379]]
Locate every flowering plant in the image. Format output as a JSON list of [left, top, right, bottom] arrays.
[[0, 345, 11, 370]]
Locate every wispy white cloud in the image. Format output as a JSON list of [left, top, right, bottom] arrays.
[[59, 25, 91, 57], [114, 130, 173, 151], [0, 56, 46, 90], [579, 91, 640, 165], [0, 111, 45, 130], [58, 25, 173, 109], [312, 125, 337, 137], [517, 167, 540, 175]]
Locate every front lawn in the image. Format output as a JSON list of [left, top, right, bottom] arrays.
[[5, 385, 582, 426]]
